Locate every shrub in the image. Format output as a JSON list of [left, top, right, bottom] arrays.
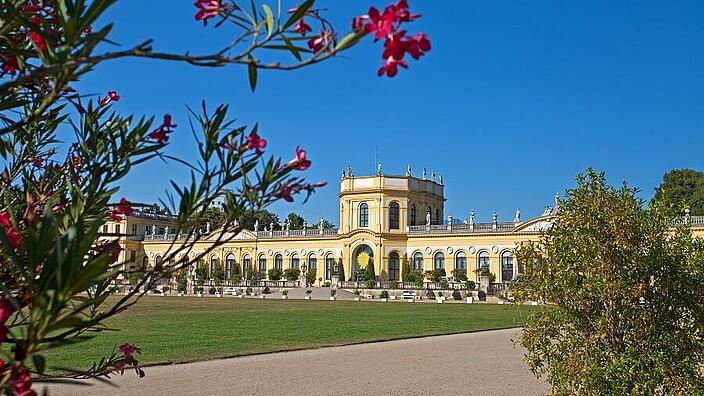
[[405, 270, 425, 288], [175, 271, 187, 293], [330, 289, 337, 297], [208, 287, 216, 295], [465, 280, 476, 290], [231, 274, 242, 286], [451, 268, 467, 282], [439, 279, 449, 289], [282, 289, 288, 296], [212, 267, 225, 288], [365, 279, 376, 289], [424, 269, 445, 283], [514, 170, 704, 394], [283, 268, 301, 281], [388, 280, 399, 289], [365, 261, 376, 281], [263, 286, 270, 294], [305, 270, 317, 286], [268, 268, 283, 281], [380, 290, 389, 299], [336, 259, 346, 281]]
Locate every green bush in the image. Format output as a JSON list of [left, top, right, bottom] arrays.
[[439, 279, 449, 289], [175, 271, 187, 293], [263, 286, 270, 294], [268, 268, 283, 281], [365, 279, 376, 289], [283, 268, 300, 281], [465, 280, 476, 290], [336, 258, 345, 281], [306, 270, 317, 286], [451, 268, 467, 282], [424, 268, 445, 283], [404, 270, 425, 288], [514, 169, 704, 394], [380, 290, 389, 299]]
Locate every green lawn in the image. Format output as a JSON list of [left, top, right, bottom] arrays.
[[42, 297, 532, 373]]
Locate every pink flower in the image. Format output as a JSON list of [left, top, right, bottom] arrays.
[[245, 132, 267, 155], [194, 0, 222, 25], [29, 16, 47, 51], [307, 33, 330, 53], [0, 325, 7, 343], [314, 181, 328, 188], [107, 198, 133, 221], [118, 342, 138, 358], [404, 33, 431, 60], [287, 147, 311, 171], [294, 18, 312, 35], [0, 211, 22, 249], [84, 26, 93, 35], [148, 114, 177, 145], [1, 56, 19, 76], [99, 90, 120, 107], [114, 362, 125, 375], [378, 57, 408, 78], [275, 184, 297, 202], [31, 157, 43, 168], [9, 367, 36, 396], [0, 298, 15, 323]]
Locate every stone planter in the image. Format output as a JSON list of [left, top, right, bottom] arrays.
[[160, 293, 165, 297], [304, 296, 311, 300], [466, 296, 474, 304], [389, 295, 397, 300], [178, 292, 184, 297], [281, 295, 288, 300], [354, 297, 361, 302], [380, 298, 388, 302], [259, 295, 266, 299], [196, 292, 203, 297], [436, 298, 444, 304], [214, 292, 221, 297], [329, 296, 336, 301], [497, 300, 505, 305]]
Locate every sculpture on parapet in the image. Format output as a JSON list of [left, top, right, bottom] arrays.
[[426, 210, 431, 226], [514, 209, 521, 223], [346, 164, 353, 177], [555, 193, 561, 210], [406, 164, 412, 177], [543, 205, 553, 216], [469, 210, 475, 225], [492, 212, 498, 223], [253, 220, 259, 232], [377, 163, 382, 176], [431, 170, 436, 182], [422, 167, 427, 180], [439, 174, 443, 185]]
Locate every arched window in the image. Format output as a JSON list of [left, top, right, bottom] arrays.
[[413, 252, 424, 270], [389, 202, 400, 230], [242, 254, 251, 278], [258, 255, 267, 275], [388, 252, 400, 281], [455, 252, 467, 278], [291, 253, 299, 269], [210, 255, 218, 276], [308, 254, 317, 272], [325, 254, 334, 280], [359, 203, 369, 227], [275, 254, 283, 270], [435, 208, 440, 225], [155, 256, 162, 269], [501, 251, 514, 282], [226, 254, 235, 279], [434, 252, 445, 270], [478, 251, 490, 279], [410, 204, 416, 226], [142, 256, 149, 269]]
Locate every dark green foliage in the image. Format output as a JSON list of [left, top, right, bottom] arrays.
[[404, 270, 424, 288], [380, 290, 389, 299], [654, 168, 704, 215], [336, 258, 345, 281], [175, 271, 187, 293], [424, 268, 445, 283], [283, 268, 300, 281], [305, 270, 317, 286], [285, 212, 305, 229], [451, 268, 467, 282], [515, 169, 704, 394], [268, 268, 282, 281]]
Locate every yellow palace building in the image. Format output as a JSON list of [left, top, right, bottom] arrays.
[[107, 165, 704, 292]]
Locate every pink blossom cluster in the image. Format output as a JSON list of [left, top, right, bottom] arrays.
[[0, 298, 35, 395]]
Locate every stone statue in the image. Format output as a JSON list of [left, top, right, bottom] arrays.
[[422, 167, 427, 180], [514, 209, 521, 223], [346, 164, 353, 177], [406, 164, 412, 177], [543, 205, 553, 216], [469, 210, 475, 224], [439, 174, 443, 185], [303, 220, 307, 229], [431, 170, 436, 182], [165, 226, 169, 235], [270, 222, 274, 232], [341, 170, 346, 180], [233, 219, 239, 228], [377, 162, 382, 176], [152, 224, 157, 235], [253, 220, 259, 232], [554, 193, 561, 209], [205, 222, 210, 233], [319, 218, 324, 230], [284, 219, 290, 231], [425, 210, 431, 226], [492, 212, 498, 223]]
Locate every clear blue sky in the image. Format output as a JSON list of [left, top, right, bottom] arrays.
[[75, 1, 704, 224]]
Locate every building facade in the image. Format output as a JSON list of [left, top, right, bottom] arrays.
[[107, 167, 704, 289]]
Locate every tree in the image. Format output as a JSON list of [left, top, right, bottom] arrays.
[[283, 268, 301, 282], [401, 254, 410, 282], [201, 207, 226, 230], [212, 267, 225, 289], [653, 168, 704, 215], [231, 263, 242, 285], [311, 219, 335, 229], [365, 261, 376, 282], [267, 268, 282, 281], [239, 209, 281, 231], [175, 271, 187, 294], [336, 258, 346, 282], [286, 212, 306, 229], [194, 266, 207, 293], [0, 1, 430, 390], [305, 269, 317, 286], [514, 170, 704, 394]]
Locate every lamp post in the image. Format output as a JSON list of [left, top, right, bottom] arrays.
[[301, 263, 308, 287]]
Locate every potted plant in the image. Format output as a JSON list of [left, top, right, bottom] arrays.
[[353, 289, 361, 301], [329, 289, 337, 301], [281, 289, 289, 300], [436, 291, 445, 303], [304, 289, 312, 300], [380, 290, 389, 302], [237, 288, 244, 298], [497, 293, 505, 305]]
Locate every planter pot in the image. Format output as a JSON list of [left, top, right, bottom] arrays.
[[304, 296, 311, 300], [354, 297, 361, 301], [406, 299, 414, 303], [249, 293, 256, 296], [436, 298, 444, 304], [380, 298, 388, 302], [389, 295, 397, 300], [214, 292, 221, 297], [466, 297, 474, 304], [178, 292, 184, 297], [530, 301, 538, 306], [237, 294, 244, 299], [281, 295, 288, 300], [497, 300, 504, 305], [329, 296, 336, 301], [196, 292, 203, 297], [259, 295, 266, 299]]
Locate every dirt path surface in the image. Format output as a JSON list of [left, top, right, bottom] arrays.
[[45, 328, 549, 396]]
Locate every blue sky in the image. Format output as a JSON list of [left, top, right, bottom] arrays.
[[75, 1, 704, 224]]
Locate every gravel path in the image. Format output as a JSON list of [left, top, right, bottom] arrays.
[[45, 328, 549, 396]]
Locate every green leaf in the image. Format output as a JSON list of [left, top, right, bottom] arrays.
[[282, 0, 314, 30], [262, 4, 275, 39], [247, 56, 258, 92], [334, 31, 366, 52]]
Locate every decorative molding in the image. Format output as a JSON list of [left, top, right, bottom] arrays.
[[447, 246, 453, 254], [492, 245, 499, 254], [468, 246, 476, 254]]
